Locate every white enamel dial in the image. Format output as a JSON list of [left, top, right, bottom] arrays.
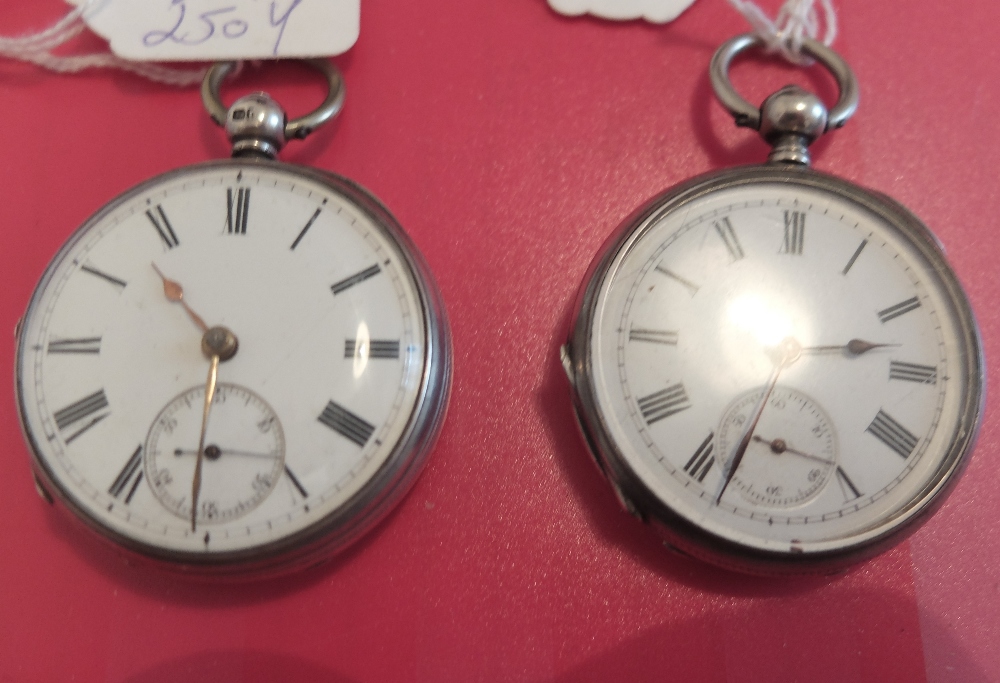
[[568, 167, 982, 573], [17, 160, 450, 572]]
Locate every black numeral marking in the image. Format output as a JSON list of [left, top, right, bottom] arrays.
[[226, 187, 251, 234], [628, 328, 678, 346], [109, 445, 144, 503], [331, 264, 381, 295], [889, 360, 938, 385], [284, 465, 308, 499], [47, 337, 101, 355], [80, 264, 127, 290], [53, 389, 110, 443], [714, 217, 744, 261], [878, 297, 921, 324], [318, 401, 376, 447], [836, 466, 862, 501], [683, 433, 715, 483], [637, 383, 691, 425], [781, 211, 805, 255], [842, 239, 868, 275], [147, 205, 180, 249], [345, 339, 401, 359], [290, 207, 323, 250], [654, 264, 700, 296], [866, 409, 919, 459]]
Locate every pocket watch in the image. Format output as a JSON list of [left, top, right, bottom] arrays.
[[15, 61, 451, 577], [562, 35, 984, 575]]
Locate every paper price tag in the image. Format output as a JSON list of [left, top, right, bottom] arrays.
[[548, 0, 696, 23], [65, 0, 359, 61]]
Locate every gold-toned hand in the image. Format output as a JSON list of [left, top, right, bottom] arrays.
[[189, 326, 240, 532], [151, 264, 240, 531], [716, 337, 801, 504], [751, 435, 835, 465], [801, 339, 900, 356], [191, 352, 219, 532], [152, 263, 209, 333]]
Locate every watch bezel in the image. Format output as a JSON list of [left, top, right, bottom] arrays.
[[15, 158, 452, 578], [565, 163, 984, 575]]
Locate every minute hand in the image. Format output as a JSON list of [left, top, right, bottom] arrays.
[[715, 338, 800, 504], [801, 339, 899, 356]]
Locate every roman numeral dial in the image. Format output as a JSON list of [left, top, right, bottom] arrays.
[[598, 184, 974, 557], [15, 162, 447, 566]]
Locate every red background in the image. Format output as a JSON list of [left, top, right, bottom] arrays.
[[2, 1, 998, 681]]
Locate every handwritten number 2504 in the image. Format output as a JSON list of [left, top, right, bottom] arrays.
[[144, 0, 304, 56]]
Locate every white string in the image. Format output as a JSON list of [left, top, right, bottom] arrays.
[[0, 2, 207, 87], [726, 0, 838, 65]]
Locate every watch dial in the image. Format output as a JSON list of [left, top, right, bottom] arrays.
[[17, 160, 448, 569], [580, 170, 981, 563]]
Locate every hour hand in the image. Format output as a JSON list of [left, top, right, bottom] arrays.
[[151, 263, 209, 333], [801, 339, 899, 356]]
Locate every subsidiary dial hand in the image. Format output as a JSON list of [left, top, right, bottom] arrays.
[[751, 435, 836, 465], [801, 339, 900, 356], [716, 337, 801, 504], [152, 263, 209, 333], [174, 446, 281, 460]]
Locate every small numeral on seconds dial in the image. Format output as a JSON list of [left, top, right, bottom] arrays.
[[637, 383, 691, 425]]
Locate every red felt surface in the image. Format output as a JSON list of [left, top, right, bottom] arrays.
[[1, 1, 998, 681]]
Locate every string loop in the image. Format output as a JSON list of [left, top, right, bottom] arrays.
[[0, 2, 207, 87], [726, 0, 838, 65]]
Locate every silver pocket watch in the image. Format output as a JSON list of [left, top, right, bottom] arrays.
[[563, 35, 984, 575], [16, 61, 451, 577]]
